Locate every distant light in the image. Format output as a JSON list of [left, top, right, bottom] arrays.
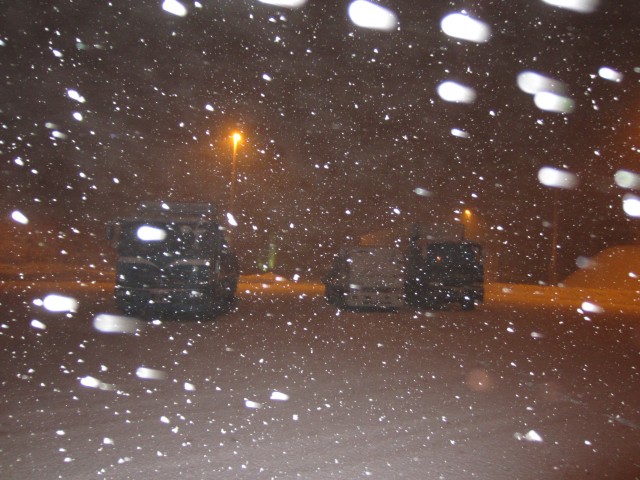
[[517, 71, 565, 95], [598, 66, 623, 82], [348, 0, 398, 31], [162, 0, 187, 17], [441, 13, 491, 43], [623, 194, 640, 218], [451, 128, 470, 138], [538, 167, 578, 189], [137, 225, 167, 242], [42, 294, 78, 313], [11, 210, 29, 224], [258, 0, 308, 7], [541, 0, 599, 14], [614, 170, 640, 189], [534, 91, 575, 113], [437, 81, 476, 104]]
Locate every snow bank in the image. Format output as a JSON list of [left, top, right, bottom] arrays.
[[563, 245, 640, 291]]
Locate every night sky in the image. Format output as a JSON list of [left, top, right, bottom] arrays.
[[2, 0, 639, 280]]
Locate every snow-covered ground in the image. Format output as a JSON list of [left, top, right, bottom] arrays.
[[1, 282, 638, 479]]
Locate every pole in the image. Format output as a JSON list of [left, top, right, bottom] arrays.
[[230, 138, 238, 216], [549, 188, 559, 285], [229, 133, 241, 218]]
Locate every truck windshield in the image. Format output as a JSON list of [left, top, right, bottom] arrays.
[[426, 244, 481, 267], [116, 221, 216, 257]]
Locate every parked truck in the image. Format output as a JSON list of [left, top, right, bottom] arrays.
[[107, 202, 239, 316], [323, 246, 406, 309]]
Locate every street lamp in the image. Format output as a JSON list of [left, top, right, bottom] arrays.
[[229, 132, 242, 220], [459, 209, 473, 240]]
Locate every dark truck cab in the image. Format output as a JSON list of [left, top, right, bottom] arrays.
[[405, 241, 484, 310], [108, 202, 238, 316]]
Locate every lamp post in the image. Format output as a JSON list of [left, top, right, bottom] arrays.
[[548, 188, 559, 285], [229, 132, 242, 219]]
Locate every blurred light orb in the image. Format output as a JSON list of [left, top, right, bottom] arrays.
[[136, 367, 167, 380], [441, 13, 491, 43], [137, 225, 167, 242], [94, 313, 142, 334], [451, 128, 470, 138], [413, 187, 433, 197], [11, 210, 29, 224], [581, 301, 604, 313], [614, 170, 640, 189], [623, 194, 640, 218], [43, 294, 78, 313], [437, 81, 476, 104], [517, 71, 565, 95], [258, 0, 307, 7], [598, 66, 623, 82], [227, 212, 238, 227], [66, 89, 85, 103], [271, 391, 290, 401], [533, 91, 575, 113], [348, 0, 398, 31], [541, 0, 599, 14], [31, 319, 47, 330], [538, 167, 578, 189], [162, 0, 187, 17]]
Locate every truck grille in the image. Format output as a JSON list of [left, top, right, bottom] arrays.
[[117, 258, 207, 288]]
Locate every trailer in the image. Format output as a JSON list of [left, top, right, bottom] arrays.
[[323, 246, 406, 309]]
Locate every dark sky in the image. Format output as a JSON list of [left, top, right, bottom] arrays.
[[1, 0, 639, 279]]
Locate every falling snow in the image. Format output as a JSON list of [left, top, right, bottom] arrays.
[[0, 0, 639, 478]]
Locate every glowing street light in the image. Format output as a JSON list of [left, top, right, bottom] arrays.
[[461, 209, 473, 240]]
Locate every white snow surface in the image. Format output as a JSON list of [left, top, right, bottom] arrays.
[[1, 285, 639, 479]]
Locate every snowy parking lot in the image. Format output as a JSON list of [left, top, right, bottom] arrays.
[[1, 284, 638, 479]]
